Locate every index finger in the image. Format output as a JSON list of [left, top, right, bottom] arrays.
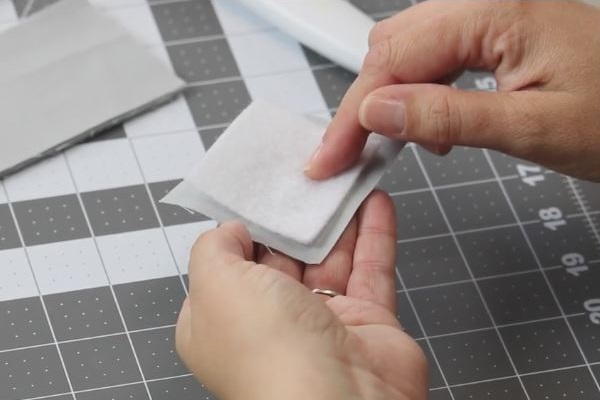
[[305, 0, 523, 180]]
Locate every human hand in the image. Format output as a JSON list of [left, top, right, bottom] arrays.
[[175, 191, 428, 400], [305, 0, 600, 182]]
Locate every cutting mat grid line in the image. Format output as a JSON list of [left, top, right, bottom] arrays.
[[1, 0, 600, 399]]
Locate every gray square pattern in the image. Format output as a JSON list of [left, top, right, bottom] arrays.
[[411, 282, 492, 335], [150, 0, 222, 41], [60, 335, 142, 391], [501, 319, 583, 373], [0, 345, 70, 400], [81, 185, 159, 236], [522, 367, 600, 399], [44, 287, 123, 341], [185, 81, 252, 127], [479, 272, 560, 324], [418, 147, 495, 186], [430, 329, 514, 385], [380, 148, 428, 193], [75, 384, 149, 400], [393, 192, 448, 240], [12, 195, 90, 246], [451, 377, 528, 400], [113, 276, 186, 330], [570, 314, 600, 363], [0, 297, 52, 351], [131, 326, 187, 380], [0, 204, 21, 250], [397, 236, 470, 288], [312, 66, 356, 109], [149, 180, 208, 226], [168, 39, 240, 83], [437, 182, 516, 231], [199, 126, 226, 150], [457, 226, 536, 277], [147, 375, 216, 400]]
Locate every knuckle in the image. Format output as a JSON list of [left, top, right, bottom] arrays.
[[368, 20, 389, 46], [427, 94, 461, 148], [363, 38, 397, 73]]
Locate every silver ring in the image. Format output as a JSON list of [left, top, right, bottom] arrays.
[[312, 288, 341, 298]]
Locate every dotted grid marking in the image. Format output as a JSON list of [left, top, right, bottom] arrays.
[[1, 0, 600, 399]]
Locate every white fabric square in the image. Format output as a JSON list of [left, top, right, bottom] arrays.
[[163, 101, 404, 263]]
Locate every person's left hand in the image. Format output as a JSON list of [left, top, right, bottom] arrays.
[[176, 191, 428, 400]]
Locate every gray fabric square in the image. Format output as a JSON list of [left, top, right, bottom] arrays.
[[416, 339, 445, 389], [0, 203, 22, 250], [487, 150, 532, 177], [75, 383, 149, 400], [418, 147, 495, 186], [547, 266, 600, 314], [569, 315, 600, 363], [349, 0, 413, 14], [457, 226, 537, 278], [504, 173, 580, 221], [199, 126, 226, 150], [185, 80, 251, 127], [81, 185, 159, 236], [0, 344, 70, 400], [451, 377, 527, 400], [430, 329, 513, 385], [147, 375, 216, 400], [454, 71, 497, 91], [12, 195, 90, 246], [380, 148, 428, 193], [60, 335, 141, 391], [501, 319, 583, 373], [44, 286, 124, 341], [479, 272, 560, 324], [149, 180, 208, 226], [150, 0, 222, 41], [411, 282, 492, 336], [313, 66, 356, 109], [522, 367, 600, 400], [577, 179, 600, 212], [114, 276, 186, 330], [131, 326, 187, 380], [395, 291, 423, 339], [168, 39, 240, 83], [437, 182, 516, 231], [396, 236, 469, 288], [0, 296, 52, 351], [393, 192, 449, 240], [525, 216, 599, 268]]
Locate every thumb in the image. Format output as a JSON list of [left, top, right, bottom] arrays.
[[359, 83, 553, 157]]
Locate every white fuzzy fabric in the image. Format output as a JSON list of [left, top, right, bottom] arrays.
[[162, 100, 404, 263]]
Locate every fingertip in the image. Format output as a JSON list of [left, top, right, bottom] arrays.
[[218, 221, 254, 260]]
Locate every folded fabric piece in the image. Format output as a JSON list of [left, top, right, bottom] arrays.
[[0, 0, 185, 177], [162, 101, 404, 263]]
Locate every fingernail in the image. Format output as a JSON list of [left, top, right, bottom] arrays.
[[360, 97, 406, 136], [304, 142, 322, 173]]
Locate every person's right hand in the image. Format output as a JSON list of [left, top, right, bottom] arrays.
[[305, 0, 600, 182]]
